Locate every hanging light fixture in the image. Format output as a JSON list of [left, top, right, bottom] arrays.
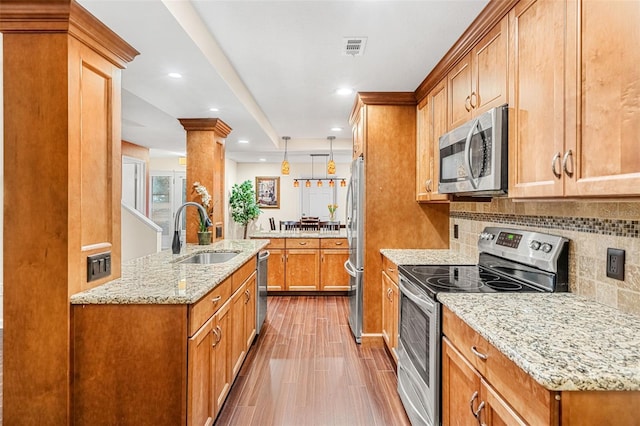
[[281, 136, 290, 175], [305, 180, 311, 187], [327, 136, 336, 175], [340, 179, 347, 187], [329, 179, 335, 187], [293, 179, 299, 188], [317, 180, 323, 187]]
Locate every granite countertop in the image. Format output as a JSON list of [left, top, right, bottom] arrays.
[[438, 293, 640, 391], [380, 249, 476, 266], [70, 239, 269, 305], [250, 229, 347, 239]]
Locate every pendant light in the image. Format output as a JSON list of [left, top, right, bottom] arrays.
[[281, 136, 290, 175], [317, 180, 323, 187], [340, 179, 346, 187], [305, 180, 311, 187], [327, 136, 336, 175], [293, 179, 299, 188], [329, 179, 335, 187]]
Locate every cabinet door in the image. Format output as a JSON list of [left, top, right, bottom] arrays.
[[564, 0, 640, 197], [508, 0, 567, 198], [390, 279, 399, 353], [320, 249, 349, 291], [212, 299, 231, 416], [448, 53, 473, 129], [286, 249, 319, 291], [244, 274, 257, 349], [472, 16, 508, 115], [230, 286, 246, 377], [267, 248, 285, 291], [381, 272, 393, 349], [187, 316, 214, 426], [481, 378, 527, 426], [352, 105, 366, 159], [416, 99, 431, 201], [428, 80, 451, 202], [442, 338, 482, 426]]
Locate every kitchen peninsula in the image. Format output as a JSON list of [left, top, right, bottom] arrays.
[[70, 239, 268, 425], [250, 230, 350, 292]]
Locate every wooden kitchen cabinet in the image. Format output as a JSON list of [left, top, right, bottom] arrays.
[[442, 338, 526, 426], [381, 255, 399, 362], [188, 314, 215, 425], [447, 16, 508, 130], [285, 238, 320, 291], [416, 79, 450, 202], [266, 238, 285, 291], [212, 299, 232, 415], [320, 238, 349, 291], [230, 284, 247, 378], [509, 0, 640, 199], [352, 104, 366, 159]]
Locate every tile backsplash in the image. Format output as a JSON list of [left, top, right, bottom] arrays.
[[449, 199, 640, 316]]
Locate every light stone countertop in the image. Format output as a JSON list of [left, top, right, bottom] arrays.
[[380, 249, 476, 266], [438, 293, 640, 391], [70, 239, 269, 305], [250, 229, 347, 239]]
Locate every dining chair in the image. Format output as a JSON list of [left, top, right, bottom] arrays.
[[319, 221, 340, 231], [280, 220, 300, 231]]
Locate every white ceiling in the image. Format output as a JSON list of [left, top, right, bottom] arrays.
[[78, 0, 489, 163]]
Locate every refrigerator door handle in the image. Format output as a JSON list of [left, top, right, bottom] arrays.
[[344, 260, 357, 278], [345, 176, 353, 244]]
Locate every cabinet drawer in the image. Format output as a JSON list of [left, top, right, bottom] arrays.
[[320, 238, 347, 249], [285, 238, 320, 249], [189, 277, 231, 336], [232, 257, 256, 292], [442, 306, 558, 425], [267, 238, 285, 249], [382, 255, 399, 283]]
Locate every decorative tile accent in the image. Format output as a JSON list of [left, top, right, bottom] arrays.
[[450, 211, 640, 238]]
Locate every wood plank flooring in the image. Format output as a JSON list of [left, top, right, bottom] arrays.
[[215, 296, 410, 426]]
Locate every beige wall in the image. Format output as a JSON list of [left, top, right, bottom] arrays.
[[450, 199, 640, 316]]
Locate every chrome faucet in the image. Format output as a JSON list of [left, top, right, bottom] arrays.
[[172, 202, 213, 254]]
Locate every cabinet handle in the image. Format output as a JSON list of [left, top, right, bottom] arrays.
[[212, 326, 221, 347], [562, 149, 574, 177], [298, 241, 307, 246], [245, 289, 250, 303], [334, 241, 343, 246], [211, 295, 222, 304], [475, 401, 485, 423], [470, 345, 488, 360], [388, 268, 396, 273], [470, 91, 478, 108], [469, 391, 479, 418], [425, 179, 432, 192], [465, 96, 472, 112], [551, 152, 562, 178]]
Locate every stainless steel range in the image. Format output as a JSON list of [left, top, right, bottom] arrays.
[[396, 226, 569, 426]]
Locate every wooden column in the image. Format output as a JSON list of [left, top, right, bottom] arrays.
[[179, 118, 231, 243], [0, 1, 138, 422]]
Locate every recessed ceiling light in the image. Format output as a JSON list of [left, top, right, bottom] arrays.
[[259, 158, 267, 162], [209, 107, 219, 112], [168, 72, 182, 79], [331, 127, 343, 132], [238, 140, 249, 144], [336, 87, 353, 96]]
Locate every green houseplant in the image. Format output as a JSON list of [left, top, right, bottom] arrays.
[[229, 180, 261, 239]]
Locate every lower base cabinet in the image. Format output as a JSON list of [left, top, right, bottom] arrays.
[[381, 255, 399, 362], [72, 258, 257, 425]]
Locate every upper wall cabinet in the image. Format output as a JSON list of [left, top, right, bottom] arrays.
[[509, 0, 640, 198], [416, 79, 450, 202], [563, 0, 640, 196], [447, 16, 509, 130]]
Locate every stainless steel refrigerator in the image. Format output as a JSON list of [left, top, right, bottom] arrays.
[[344, 156, 364, 343]]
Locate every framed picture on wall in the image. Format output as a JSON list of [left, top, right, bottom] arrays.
[[255, 176, 280, 208]]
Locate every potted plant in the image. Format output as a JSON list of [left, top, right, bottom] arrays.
[[193, 182, 214, 245], [229, 180, 261, 239]]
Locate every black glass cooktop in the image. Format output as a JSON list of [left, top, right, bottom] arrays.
[[398, 264, 546, 299]]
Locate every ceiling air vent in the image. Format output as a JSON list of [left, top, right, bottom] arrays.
[[342, 37, 367, 56]]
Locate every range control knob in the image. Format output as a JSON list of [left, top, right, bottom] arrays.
[[480, 232, 495, 241], [540, 243, 553, 253], [529, 240, 541, 250]]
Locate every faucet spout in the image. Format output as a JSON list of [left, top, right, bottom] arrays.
[[172, 202, 213, 254]]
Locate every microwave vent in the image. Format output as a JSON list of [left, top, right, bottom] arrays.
[[342, 37, 367, 56]]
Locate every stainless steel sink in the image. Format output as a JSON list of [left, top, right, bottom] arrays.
[[177, 251, 239, 264]]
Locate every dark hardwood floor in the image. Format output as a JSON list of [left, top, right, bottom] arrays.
[[215, 296, 410, 426]]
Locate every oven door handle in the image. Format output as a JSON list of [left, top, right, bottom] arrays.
[[463, 118, 481, 189], [399, 277, 436, 313]]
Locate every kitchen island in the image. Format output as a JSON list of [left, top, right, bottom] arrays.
[[439, 293, 640, 424], [70, 239, 269, 425]]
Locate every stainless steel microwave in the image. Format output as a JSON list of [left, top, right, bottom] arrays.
[[438, 105, 508, 196]]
